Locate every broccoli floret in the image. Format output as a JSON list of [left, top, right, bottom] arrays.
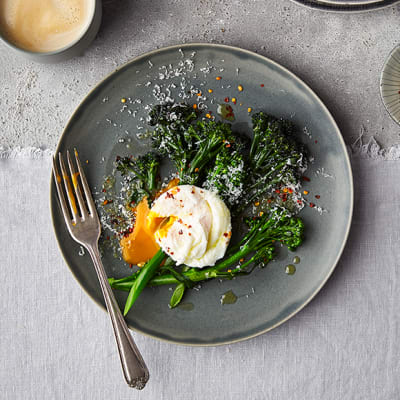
[[116, 152, 161, 205], [148, 102, 198, 128], [247, 112, 307, 206], [148, 102, 239, 186], [148, 103, 198, 177], [203, 148, 246, 208], [239, 207, 304, 266], [181, 119, 237, 184]]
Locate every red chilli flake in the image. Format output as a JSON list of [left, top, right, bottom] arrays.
[[315, 195, 321, 199], [223, 232, 229, 237], [178, 230, 183, 235], [302, 176, 311, 182], [309, 203, 315, 208], [224, 97, 229, 103]]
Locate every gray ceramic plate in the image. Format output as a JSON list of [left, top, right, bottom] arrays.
[[291, 0, 400, 11], [51, 43, 353, 346]]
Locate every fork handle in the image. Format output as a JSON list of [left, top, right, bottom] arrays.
[[87, 245, 149, 390]]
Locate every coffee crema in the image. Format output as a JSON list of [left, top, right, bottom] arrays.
[[0, 0, 93, 53]]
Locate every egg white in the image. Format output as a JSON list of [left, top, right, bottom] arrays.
[[148, 185, 231, 268]]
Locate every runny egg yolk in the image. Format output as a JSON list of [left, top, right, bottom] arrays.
[[120, 197, 161, 265], [120, 178, 181, 266], [155, 177, 180, 198], [148, 213, 178, 239]]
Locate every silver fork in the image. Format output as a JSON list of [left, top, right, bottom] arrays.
[[52, 150, 149, 390]]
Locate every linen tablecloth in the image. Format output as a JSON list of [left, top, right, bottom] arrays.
[[1, 142, 399, 399]]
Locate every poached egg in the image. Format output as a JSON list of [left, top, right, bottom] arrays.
[[148, 185, 231, 268]]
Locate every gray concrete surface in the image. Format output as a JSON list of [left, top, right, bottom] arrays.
[[0, 0, 399, 150]]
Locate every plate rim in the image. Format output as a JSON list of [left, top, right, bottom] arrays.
[[50, 42, 354, 346], [290, 0, 400, 11]]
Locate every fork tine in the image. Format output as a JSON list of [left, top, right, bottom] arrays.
[[58, 153, 78, 221], [74, 149, 97, 217], [52, 156, 73, 228], [67, 150, 87, 218]]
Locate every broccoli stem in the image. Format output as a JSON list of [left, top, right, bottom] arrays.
[[111, 208, 304, 298], [187, 139, 224, 176], [110, 245, 250, 291], [147, 166, 157, 193]]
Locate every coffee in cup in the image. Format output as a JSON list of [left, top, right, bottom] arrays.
[[0, 0, 94, 53]]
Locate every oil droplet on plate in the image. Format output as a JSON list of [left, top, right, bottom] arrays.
[[220, 290, 238, 305], [178, 302, 194, 311], [293, 256, 300, 264], [285, 264, 296, 275]]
